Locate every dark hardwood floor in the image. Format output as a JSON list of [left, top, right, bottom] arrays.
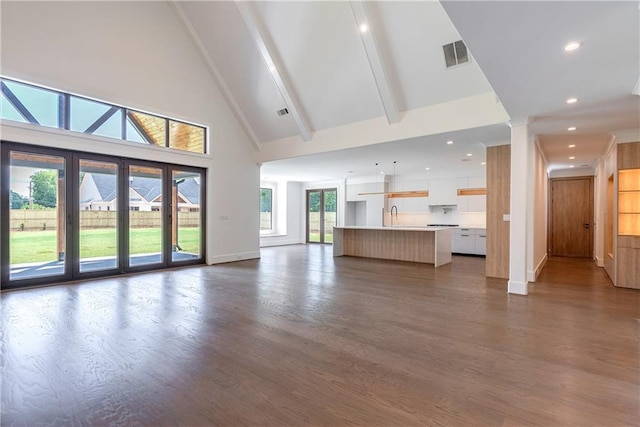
[[1, 246, 638, 426]]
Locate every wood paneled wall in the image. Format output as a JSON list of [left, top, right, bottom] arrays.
[[616, 141, 640, 289], [486, 145, 511, 279], [617, 142, 640, 170]]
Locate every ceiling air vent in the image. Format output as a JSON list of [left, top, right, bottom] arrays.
[[276, 108, 289, 117], [443, 40, 469, 68]]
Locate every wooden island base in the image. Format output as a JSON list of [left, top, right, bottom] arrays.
[[333, 227, 453, 267]]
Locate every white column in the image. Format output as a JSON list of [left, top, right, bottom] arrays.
[[509, 120, 534, 295]]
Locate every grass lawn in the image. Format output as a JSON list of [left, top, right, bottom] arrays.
[[10, 228, 200, 265], [308, 232, 333, 244]]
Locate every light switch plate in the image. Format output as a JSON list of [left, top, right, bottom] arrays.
[[503, 214, 510, 221]]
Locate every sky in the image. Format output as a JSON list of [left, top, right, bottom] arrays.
[[2, 79, 148, 197], [1, 79, 148, 144]]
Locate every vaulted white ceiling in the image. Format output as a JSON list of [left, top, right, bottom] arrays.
[[177, 0, 500, 146], [175, 0, 639, 179]]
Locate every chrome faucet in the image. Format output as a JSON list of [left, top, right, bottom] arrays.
[[390, 205, 398, 227]]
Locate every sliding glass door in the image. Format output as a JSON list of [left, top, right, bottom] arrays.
[[3, 149, 69, 282], [128, 164, 164, 268], [306, 188, 337, 244], [171, 169, 203, 262], [1, 142, 206, 289], [78, 158, 119, 274]]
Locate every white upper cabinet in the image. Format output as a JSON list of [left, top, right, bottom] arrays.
[[346, 184, 360, 201], [456, 176, 486, 212]]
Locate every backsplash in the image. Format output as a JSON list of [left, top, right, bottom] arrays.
[[385, 211, 486, 228]]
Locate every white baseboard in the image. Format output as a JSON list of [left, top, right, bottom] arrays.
[[508, 280, 528, 295], [595, 256, 604, 268], [208, 251, 260, 264], [260, 238, 304, 247], [527, 254, 548, 282]]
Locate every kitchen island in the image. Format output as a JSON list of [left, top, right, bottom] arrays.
[[333, 226, 453, 267]]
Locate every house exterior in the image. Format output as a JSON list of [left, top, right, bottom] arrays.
[[79, 173, 200, 212]]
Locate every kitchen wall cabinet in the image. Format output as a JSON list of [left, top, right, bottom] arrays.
[[346, 184, 360, 202], [365, 194, 385, 227], [457, 177, 486, 212], [616, 142, 640, 289], [346, 180, 387, 226], [386, 180, 429, 213]]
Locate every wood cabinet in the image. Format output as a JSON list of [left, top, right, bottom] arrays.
[[618, 169, 640, 236], [616, 142, 640, 289], [486, 145, 510, 279]]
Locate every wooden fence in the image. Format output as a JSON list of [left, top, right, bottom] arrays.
[[308, 212, 336, 234], [9, 210, 200, 231]]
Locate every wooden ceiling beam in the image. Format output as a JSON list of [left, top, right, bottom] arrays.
[[235, 1, 314, 142], [350, 1, 400, 124]]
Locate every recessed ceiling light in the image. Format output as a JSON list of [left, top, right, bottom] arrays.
[[359, 23, 368, 33], [569, 156, 575, 160], [269, 65, 276, 73], [481, 162, 486, 165], [466, 153, 472, 157], [446, 140, 454, 145], [380, 171, 384, 174], [425, 167, 430, 170], [568, 144, 576, 148], [568, 126, 577, 131], [569, 165, 575, 168], [566, 97, 578, 104], [564, 41, 581, 52]]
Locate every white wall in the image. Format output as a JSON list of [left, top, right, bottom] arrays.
[[260, 181, 305, 247], [549, 168, 595, 178], [0, 1, 260, 264]]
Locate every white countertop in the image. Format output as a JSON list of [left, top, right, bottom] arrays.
[[334, 226, 454, 231]]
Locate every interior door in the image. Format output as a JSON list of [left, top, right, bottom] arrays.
[[550, 177, 594, 257]]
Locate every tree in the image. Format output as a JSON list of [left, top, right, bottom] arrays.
[[308, 191, 336, 212], [324, 191, 336, 212], [31, 170, 58, 208], [10, 190, 28, 209], [260, 188, 272, 212]]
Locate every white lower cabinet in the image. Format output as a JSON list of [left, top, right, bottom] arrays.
[[453, 232, 475, 254], [475, 233, 486, 255], [452, 228, 486, 255]]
